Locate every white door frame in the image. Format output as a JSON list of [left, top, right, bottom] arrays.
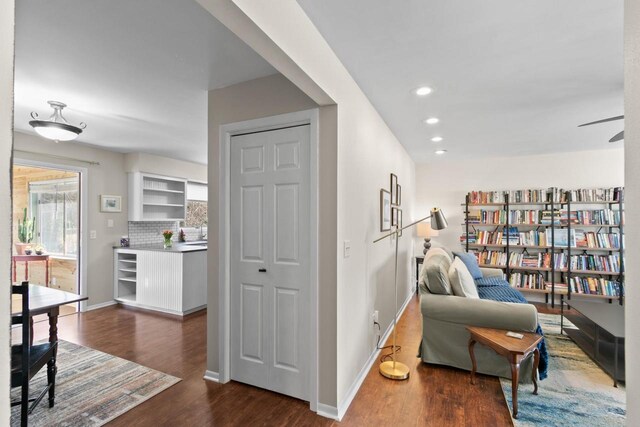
[[13, 157, 89, 312], [218, 109, 319, 412]]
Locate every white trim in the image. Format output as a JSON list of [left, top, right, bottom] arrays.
[[316, 403, 340, 420], [333, 290, 414, 421], [14, 158, 89, 312], [218, 109, 320, 411], [84, 300, 117, 311], [203, 370, 220, 383]]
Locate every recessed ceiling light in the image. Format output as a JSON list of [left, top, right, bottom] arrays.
[[431, 136, 443, 142], [415, 86, 432, 96], [435, 149, 447, 155], [425, 117, 439, 125]]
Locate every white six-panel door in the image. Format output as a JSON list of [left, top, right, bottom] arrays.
[[230, 125, 310, 400]]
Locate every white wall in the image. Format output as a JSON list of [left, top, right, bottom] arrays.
[[0, 0, 15, 420], [124, 152, 207, 182], [14, 131, 129, 308], [197, 0, 416, 414], [415, 148, 624, 251], [624, 0, 639, 423]]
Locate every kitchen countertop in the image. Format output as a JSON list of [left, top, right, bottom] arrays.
[[114, 242, 207, 253]]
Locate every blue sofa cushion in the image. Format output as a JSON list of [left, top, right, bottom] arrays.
[[453, 251, 483, 279]]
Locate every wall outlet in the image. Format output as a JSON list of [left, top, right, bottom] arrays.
[[343, 240, 351, 258], [90, 230, 97, 239], [372, 310, 379, 323], [51, 277, 57, 288]]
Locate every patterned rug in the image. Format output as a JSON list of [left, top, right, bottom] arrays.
[[11, 340, 180, 426], [501, 313, 625, 426]]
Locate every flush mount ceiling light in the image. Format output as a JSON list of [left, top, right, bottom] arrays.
[[435, 149, 447, 155], [431, 136, 443, 142], [425, 117, 439, 125], [29, 101, 86, 142], [415, 86, 433, 96]]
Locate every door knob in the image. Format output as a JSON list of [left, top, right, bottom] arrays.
[[259, 268, 267, 273]]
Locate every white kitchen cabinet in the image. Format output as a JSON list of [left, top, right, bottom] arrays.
[[114, 247, 206, 315], [128, 172, 187, 221]]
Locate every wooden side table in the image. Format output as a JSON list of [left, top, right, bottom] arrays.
[[466, 326, 543, 419], [12, 254, 50, 287]]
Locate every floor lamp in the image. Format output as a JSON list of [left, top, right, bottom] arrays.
[[373, 207, 448, 380]]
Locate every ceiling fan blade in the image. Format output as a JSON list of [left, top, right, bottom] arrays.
[[578, 115, 624, 127], [609, 131, 624, 143]]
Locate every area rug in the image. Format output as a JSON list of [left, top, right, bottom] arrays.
[[10, 340, 180, 426], [501, 313, 625, 426]]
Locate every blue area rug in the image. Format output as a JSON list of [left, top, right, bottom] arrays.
[[501, 314, 625, 426]]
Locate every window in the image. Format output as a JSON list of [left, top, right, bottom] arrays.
[[185, 181, 207, 228], [29, 178, 79, 258]]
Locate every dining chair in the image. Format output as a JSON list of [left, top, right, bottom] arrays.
[[11, 281, 58, 426]]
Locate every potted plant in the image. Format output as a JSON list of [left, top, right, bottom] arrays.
[[16, 208, 35, 255]]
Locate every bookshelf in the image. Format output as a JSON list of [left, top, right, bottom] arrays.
[[462, 188, 624, 307]]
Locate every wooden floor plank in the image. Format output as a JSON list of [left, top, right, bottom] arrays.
[[19, 294, 554, 425]]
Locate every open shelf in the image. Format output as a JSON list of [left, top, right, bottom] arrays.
[[143, 187, 184, 194], [116, 251, 137, 302]]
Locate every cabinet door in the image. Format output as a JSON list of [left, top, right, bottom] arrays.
[[137, 251, 183, 312]]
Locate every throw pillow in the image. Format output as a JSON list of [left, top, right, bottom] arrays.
[[424, 253, 452, 295], [448, 257, 480, 299], [452, 251, 483, 279]]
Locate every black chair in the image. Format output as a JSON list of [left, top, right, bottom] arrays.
[[11, 282, 57, 426]]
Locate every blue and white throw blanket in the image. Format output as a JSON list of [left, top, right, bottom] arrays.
[[475, 276, 549, 380]]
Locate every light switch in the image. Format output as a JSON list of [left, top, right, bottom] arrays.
[[90, 230, 97, 239], [107, 219, 114, 228], [343, 240, 351, 258]]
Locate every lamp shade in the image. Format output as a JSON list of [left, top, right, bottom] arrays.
[[417, 222, 439, 238], [430, 208, 448, 230]]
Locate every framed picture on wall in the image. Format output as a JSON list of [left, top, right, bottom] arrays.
[[380, 189, 391, 231], [100, 195, 122, 213], [390, 173, 398, 205], [397, 184, 402, 206], [392, 206, 400, 227], [398, 209, 403, 236]]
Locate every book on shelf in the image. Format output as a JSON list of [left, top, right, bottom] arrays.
[[569, 254, 621, 273], [468, 187, 623, 205], [575, 230, 621, 249], [569, 277, 621, 297], [509, 272, 546, 290], [467, 209, 506, 224], [545, 229, 576, 247], [540, 210, 561, 225]]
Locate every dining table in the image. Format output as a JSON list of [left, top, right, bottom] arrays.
[[11, 284, 88, 351]]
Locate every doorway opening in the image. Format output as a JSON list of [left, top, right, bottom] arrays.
[[12, 164, 81, 318]]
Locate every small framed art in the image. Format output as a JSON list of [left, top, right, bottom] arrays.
[[390, 173, 398, 205], [100, 195, 122, 213], [380, 189, 391, 231]]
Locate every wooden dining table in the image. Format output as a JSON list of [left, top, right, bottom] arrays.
[[11, 284, 88, 351]]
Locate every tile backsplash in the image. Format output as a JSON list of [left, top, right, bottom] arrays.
[[128, 221, 179, 246], [127, 221, 207, 246]]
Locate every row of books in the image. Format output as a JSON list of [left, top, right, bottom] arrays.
[[576, 231, 622, 249], [468, 209, 621, 226], [557, 187, 622, 203], [569, 277, 621, 296], [474, 250, 621, 272], [467, 187, 622, 204], [569, 254, 621, 273], [509, 272, 546, 290], [462, 229, 621, 249], [467, 210, 507, 224]]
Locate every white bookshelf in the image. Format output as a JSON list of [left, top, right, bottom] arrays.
[[128, 172, 187, 221], [115, 250, 138, 302]]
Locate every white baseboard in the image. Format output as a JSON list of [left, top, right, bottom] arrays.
[[203, 370, 220, 383], [332, 291, 414, 421], [316, 403, 339, 420], [83, 300, 117, 312]]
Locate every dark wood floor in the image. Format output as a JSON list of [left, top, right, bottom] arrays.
[[27, 296, 559, 426]]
